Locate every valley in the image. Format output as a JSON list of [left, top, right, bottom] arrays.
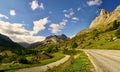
[[0, 2, 120, 72]]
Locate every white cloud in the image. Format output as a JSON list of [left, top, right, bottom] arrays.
[[49, 24, 61, 34], [39, 3, 44, 10], [87, 0, 102, 6], [77, 8, 81, 11], [64, 8, 75, 18], [30, 0, 39, 10], [72, 17, 79, 21], [64, 14, 71, 18], [60, 19, 68, 26], [63, 8, 79, 22], [63, 8, 75, 18], [63, 8, 79, 23], [30, 17, 49, 35], [69, 11, 74, 16], [10, 10, 16, 16], [63, 10, 68, 13], [0, 21, 29, 35], [8, 35, 45, 44], [0, 17, 49, 43], [49, 19, 68, 34], [30, 0, 44, 10], [0, 13, 8, 19]]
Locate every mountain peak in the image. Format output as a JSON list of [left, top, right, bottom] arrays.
[[100, 9, 109, 16], [114, 5, 120, 11], [43, 34, 68, 44], [89, 5, 120, 28]]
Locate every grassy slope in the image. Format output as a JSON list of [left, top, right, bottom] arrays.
[[85, 30, 120, 49], [47, 51, 91, 72], [0, 52, 64, 72]]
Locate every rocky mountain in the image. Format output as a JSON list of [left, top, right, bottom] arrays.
[[27, 42, 43, 48], [42, 34, 68, 44], [90, 5, 120, 28], [67, 5, 120, 50], [19, 34, 68, 48]]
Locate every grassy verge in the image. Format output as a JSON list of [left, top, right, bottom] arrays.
[[47, 51, 91, 72], [0, 52, 64, 72]]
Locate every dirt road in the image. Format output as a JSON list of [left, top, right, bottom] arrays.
[[16, 55, 70, 72], [85, 50, 120, 72]]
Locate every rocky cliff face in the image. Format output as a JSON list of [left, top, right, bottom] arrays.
[[43, 34, 68, 44], [90, 5, 120, 28]]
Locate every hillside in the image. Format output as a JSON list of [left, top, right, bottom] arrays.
[[64, 5, 120, 50], [0, 33, 25, 53]]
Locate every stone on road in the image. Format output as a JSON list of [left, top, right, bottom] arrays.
[[85, 50, 120, 72]]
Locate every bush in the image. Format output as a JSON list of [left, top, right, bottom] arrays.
[[62, 48, 78, 55], [115, 27, 120, 38], [17, 56, 29, 64], [2, 57, 11, 63], [71, 42, 78, 49]]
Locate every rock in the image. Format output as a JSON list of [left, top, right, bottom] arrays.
[[43, 34, 68, 44], [89, 5, 120, 28]]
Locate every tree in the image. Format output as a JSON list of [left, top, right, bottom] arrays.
[[17, 56, 29, 64], [115, 27, 120, 38], [72, 42, 78, 48]]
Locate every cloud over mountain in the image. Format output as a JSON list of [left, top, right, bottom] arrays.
[[0, 17, 49, 43]]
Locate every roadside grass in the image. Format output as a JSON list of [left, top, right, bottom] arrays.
[[87, 37, 120, 50], [46, 51, 92, 72], [62, 51, 91, 72], [84, 30, 120, 50], [0, 51, 64, 72]]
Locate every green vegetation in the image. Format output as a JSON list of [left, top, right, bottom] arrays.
[[62, 51, 91, 72], [0, 51, 64, 72], [115, 27, 120, 38], [1, 11, 120, 72], [40, 52, 64, 65], [58, 20, 120, 50], [46, 51, 91, 72]]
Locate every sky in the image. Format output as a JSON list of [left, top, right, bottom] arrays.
[[0, 0, 120, 43]]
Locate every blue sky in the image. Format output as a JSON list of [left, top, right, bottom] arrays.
[[0, 0, 120, 43]]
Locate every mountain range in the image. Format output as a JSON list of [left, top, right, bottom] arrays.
[[18, 34, 68, 48], [72, 5, 120, 49], [1, 5, 120, 50]]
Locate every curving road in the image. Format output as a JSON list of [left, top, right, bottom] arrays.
[[17, 55, 70, 72], [85, 50, 120, 72]]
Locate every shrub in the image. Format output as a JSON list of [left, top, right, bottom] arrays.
[[62, 48, 78, 55], [17, 56, 29, 64], [115, 27, 120, 38], [71, 42, 78, 49], [2, 57, 11, 63]]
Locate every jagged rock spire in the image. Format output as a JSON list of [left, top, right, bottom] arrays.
[[100, 9, 109, 16]]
